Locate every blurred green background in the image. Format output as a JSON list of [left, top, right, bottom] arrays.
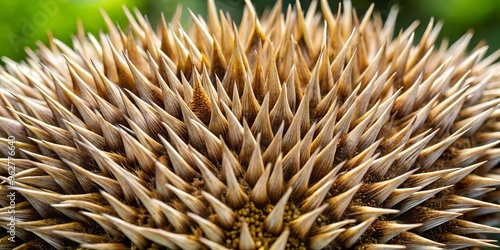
[[0, 0, 500, 62]]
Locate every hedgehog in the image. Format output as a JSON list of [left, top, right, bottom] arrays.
[[1, 0, 500, 249]]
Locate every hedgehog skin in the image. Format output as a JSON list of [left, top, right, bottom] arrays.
[[1, 0, 500, 249]]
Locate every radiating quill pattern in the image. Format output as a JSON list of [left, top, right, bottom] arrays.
[[1, 0, 500, 249]]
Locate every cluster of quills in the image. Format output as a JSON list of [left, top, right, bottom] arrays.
[[2, 0, 500, 249]]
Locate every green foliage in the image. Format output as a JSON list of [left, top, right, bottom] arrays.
[[0, 0, 143, 62]]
